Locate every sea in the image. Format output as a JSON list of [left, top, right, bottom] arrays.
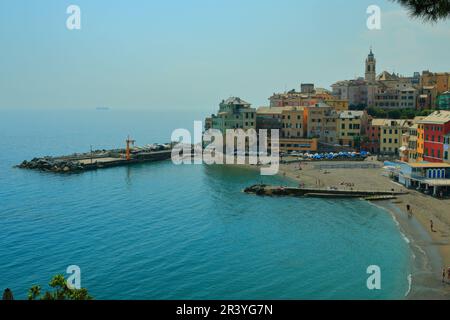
[[0, 109, 412, 299]]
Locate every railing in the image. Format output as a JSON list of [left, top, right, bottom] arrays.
[[314, 163, 382, 170]]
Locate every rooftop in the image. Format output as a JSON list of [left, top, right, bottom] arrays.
[[339, 111, 365, 119], [257, 107, 283, 115], [222, 97, 251, 106], [418, 110, 450, 124], [257, 106, 304, 114]]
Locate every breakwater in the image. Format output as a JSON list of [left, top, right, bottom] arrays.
[[15, 149, 172, 173]]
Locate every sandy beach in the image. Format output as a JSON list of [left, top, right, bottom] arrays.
[[272, 158, 450, 299]]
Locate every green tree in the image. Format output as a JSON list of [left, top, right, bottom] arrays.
[[353, 135, 362, 150], [28, 274, 92, 300], [392, 0, 450, 22], [387, 109, 402, 119]]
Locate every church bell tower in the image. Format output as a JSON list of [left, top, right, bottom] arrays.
[[365, 48, 376, 83]]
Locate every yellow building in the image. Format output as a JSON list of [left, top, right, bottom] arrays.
[[380, 120, 412, 155], [279, 138, 318, 153], [304, 103, 338, 144], [407, 124, 419, 162], [336, 111, 368, 148], [280, 106, 307, 139], [323, 99, 349, 112], [256, 106, 318, 153]]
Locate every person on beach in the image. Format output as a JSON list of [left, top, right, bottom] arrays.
[[406, 204, 413, 218], [448, 267, 450, 281], [444, 268, 447, 283], [430, 220, 436, 233]]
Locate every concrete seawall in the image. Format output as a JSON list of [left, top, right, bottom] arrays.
[[244, 184, 408, 198]]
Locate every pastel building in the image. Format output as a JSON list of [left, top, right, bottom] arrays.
[[421, 71, 450, 95], [336, 111, 368, 148], [210, 97, 256, 133], [444, 134, 450, 163], [417, 122, 425, 162], [256, 106, 318, 153], [380, 120, 412, 156], [437, 91, 450, 110], [332, 49, 420, 108], [407, 122, 421, 163], [304, 103, 338, 144], [362, 118, 384, 154], [419, 110, 450, 163], [374, 85, 417, 109], [268, 85, 348, 112], [396, 162, 450, 196]]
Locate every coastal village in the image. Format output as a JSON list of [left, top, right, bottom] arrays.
[[205, 49, 450, 199]]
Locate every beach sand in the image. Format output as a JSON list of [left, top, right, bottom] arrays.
[[274, 158, 450, 299]]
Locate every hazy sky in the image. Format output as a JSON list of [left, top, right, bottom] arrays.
[[1, 0, 450, 112]]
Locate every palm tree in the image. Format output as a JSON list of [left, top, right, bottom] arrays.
[[392, 0, 450, 22]]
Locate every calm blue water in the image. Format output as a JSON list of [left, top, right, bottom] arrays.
[[0, 109, 412, 299]]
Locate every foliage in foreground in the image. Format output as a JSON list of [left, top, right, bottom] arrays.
[[392, 0, 450, 22], [28, 274, 92, 300]]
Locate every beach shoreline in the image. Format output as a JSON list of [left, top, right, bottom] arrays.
[[251, 159, 450, 299], [279, 160, 450, 299]]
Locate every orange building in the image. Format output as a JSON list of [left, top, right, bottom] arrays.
[[416, 122, 425, 162], [421, 71, 450, 95]]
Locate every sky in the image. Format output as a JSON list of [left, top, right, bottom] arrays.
[[1, 0, 450, 112]]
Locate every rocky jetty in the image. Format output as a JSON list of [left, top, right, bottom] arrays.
[[16, 157, 85, 173]]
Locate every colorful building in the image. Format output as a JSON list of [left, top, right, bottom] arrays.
[[256, 106, 306, 139], [418, 86, 438, 110], [210, 97, 256, 133], [444, 134, 450, 163], [256, 106, 318, 153], [362, 118, 385, 154], [303, 103, 338, 143], [421, 71, 450, 95], [380, 120, 412, 156], [437, 91, 450, 110], [417, 122, 425, 162], [268, 84, 348, 112], [336, 110, 368, 148], [395, 162, 450, 197], [419, 110, 450, 163], [374, 85, 417, 109]]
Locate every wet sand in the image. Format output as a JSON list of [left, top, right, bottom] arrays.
[[276, 159, 450, 299]]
